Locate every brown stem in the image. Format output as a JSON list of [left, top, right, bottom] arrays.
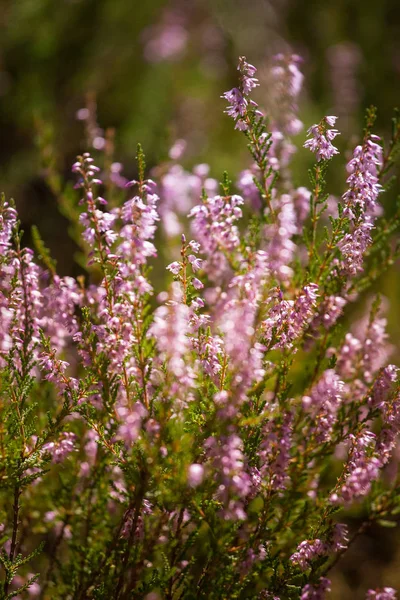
[[3, 484, 21, 595], [114, 470, 148, 600]]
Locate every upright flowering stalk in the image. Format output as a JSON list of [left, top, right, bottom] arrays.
[[270, 53, 304, 136], [211, 250, 271, 409], [264, 193, 298, 282], [5, 242, 42, 374], [373, 366, 400, 463], [204, 434, 252, 520], [338, 133, 383, 274], [302, 370, 344, 442], [259, 410, 294, 491], [236, 55, 304, 212], [188, 191, 244, 281], [301, 577, 331, 600], [158, 162, 218, 237], [290, 539, 327, 571], [222, 57, 277, 214], [335, 303, 393, 403], [263, 284, 319, 350], [327, 42, 361, 133], [0, 198, 20, 361], [330, 431, 381, 505], [304, 116, 340, 162], [303, 116, 340, 266], [222, 57, 260, 132], [149, 282, 195, 407], [75, 147, 160, 419]]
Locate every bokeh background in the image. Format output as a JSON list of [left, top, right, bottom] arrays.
[[1, 0, 400, 597]]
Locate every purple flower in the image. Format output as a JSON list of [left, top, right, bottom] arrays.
[[42, 432, 77, 463], [260, 411, 293, 490], [290, 539, 327, 570], [192, 277, 204, 290], [222, 88, 248, 121], [343, 135, 383, 220], [338, 134, 383, 274], [301, 578, 331, 600], [264, 194, 298, 282], [302, 370, 343, 442], [271, 53, 304, 135], [238, 56, 259, 95], [205, 434, 252, 520], [166, 261, 181, 275], [330, 431, 381, 505], [304, 116, 340, 161], [187, 464, 204, 487], [263, 284, 319, 350], [366, 589, 397, 600], [222, 57, 260, 130], [331, 523, 349, 552], [149, 283, 195, 402], [188, 193, 243, 282], [338, 219, 374, 275], [369, 365, 398, 411], [188, 254, 203, 271], [116, 403, 148, 447]]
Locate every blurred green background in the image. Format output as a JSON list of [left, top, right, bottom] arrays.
[[1, 0, 400, 597], [1, 0, 399, 208]]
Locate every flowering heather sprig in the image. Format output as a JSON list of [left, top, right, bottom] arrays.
[[260, 410, 293, 490], [74, 154, 115, 253], [374, 366, 400, 463], [302, 369, 343, 442], [39, 275, 81, 351], [271, 53, 304, 136], [331, 522, 349, 552], [222, 57, 279, 214], [149, 282, 192, 384], [188, 192, 243, 281], [343, 134, 383, 219], [290, 538, 327, 570], [205, 434, 251, 520], [42, 432, 77, 463], [189, 193, 243, 255], [327, 42, 362, 133], [158, 163, 218, 237], [301, 577, 331, 600], [263, 284, 319, 349], [369, 364, 398, 410], [304, 116, 340, 162], [307, 294, 346, 338], [3, 241, 42, 370], [264, 193, 298, 281], [330, 431, 381, 505], [38, 347, 78, 395], [366, 589, 397, 600], [0, 196, 17, 251], [222, 56, 260, 132], [335, 303, 393, 396], [338, 133, 383, 274]]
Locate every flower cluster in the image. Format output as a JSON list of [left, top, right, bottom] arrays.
[[222, 56, 260, 131], [0, 55, 399, 600], [304, 116, 340, 161]]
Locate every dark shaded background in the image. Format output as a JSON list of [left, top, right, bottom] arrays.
[[0, 0, 400, 597]]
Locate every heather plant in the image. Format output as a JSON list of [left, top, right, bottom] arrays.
[[1, 56, 400, 600]]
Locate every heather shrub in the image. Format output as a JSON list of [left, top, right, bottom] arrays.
[[1, 55, 400, 600]]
